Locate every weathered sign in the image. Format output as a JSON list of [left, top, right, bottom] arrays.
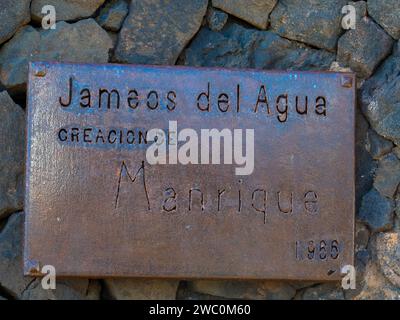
[[25, 62, 355, 280]]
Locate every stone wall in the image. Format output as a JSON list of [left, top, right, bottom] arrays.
[[0, 0, 399, 300]]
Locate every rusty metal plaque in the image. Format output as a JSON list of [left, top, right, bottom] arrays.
[[24, 61, 355, 280]]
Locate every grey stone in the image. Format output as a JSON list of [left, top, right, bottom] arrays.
[[183, 25, 251, 68], [368, 0, 400, 39], [343, 245, 370, 300], [0, 91, 25, 219], [373, 153, 400, 198], [188, 280, 296, 300], [301, 283, 344, 300], [96, 0, 129, 32], [0, 19, 113, 92], [337, 17, 394, 79], [206, 7, 228, 32], [212, 0, 277, 29], [394, 147, 400, 160], [356, 249, 370, 267], [104, 279, 179, 300], [183, 23, 335, 70], [22, 279, 101, 300], [114, 0, 208, 65], [344, 240, 400, 300], [361, 44, 400, 145], [355, 222, 370, 251], [31, 0, 106, 22], [366, 129, 394, 160], [287, 281, 317, 291], [0, 0, 30, 45], [361, 41, 400, 107], [358, 188, 394, 233], [0, 212, 32, 298], [270, 0, 347, 51], [177, 287, 228, 300], [375, 232, 400, 287], [394, 40, 400, 55], [356, 110, 377, 211], [107, 31, 118, 48], [0, 212, 101, 299], [349, 1, 367, 21]]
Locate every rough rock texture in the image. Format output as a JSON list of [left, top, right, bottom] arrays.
[[394, 147, 400, 160], [96, 0, 128, 32], [366, 129, 394, 160], [270, 0, 347, 51], [0, 212, 101, 299], [361, 43, 400, 145], [368, 0, 400, 40], [358, 188, 394, 233], [0, 0, 30, 45], [349, 1, 367, 21], [349, 260, 400, 299], [0, 212, 32, 298], [337, 17, 394, 79], [22, 279, 101, 300], [104, 279, 179, 300], [375, 232, 400, 287], [301, 283, 344, 300], [361, 42, 400, 106], [31, 0, 106, 22], [114, 0, 208, 65], [0, 91, 25, 219], [183, 23, 335, 70], [356, 110, 377, 210], [187, 280, 296, 300], [206, 7, 228, 32], [355, 222, 370, 251], [373, 154, 400, 199], [212, 0, 277, 29], [0, 19, 112, 92]]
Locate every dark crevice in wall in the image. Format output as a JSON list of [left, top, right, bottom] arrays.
[[99, 280, 112, 300], [0, 284, 16, 300], [0, 214, 10, 233]]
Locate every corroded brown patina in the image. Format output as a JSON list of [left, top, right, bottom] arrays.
[[24, 61, 355, 280]]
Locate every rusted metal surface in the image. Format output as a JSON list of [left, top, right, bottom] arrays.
[[25, 61, 355, 280]]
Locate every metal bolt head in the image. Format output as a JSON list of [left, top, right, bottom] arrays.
[[341, 75, 353, 88], [35, 69, 47, 77]]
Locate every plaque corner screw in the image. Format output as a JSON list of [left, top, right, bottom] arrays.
[[341, 75, 353, 88], [35, 69, 47, 77]]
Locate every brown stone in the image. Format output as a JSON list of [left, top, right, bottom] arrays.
[[350, 261, 400, 299], [375, 232, 400, 287]]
